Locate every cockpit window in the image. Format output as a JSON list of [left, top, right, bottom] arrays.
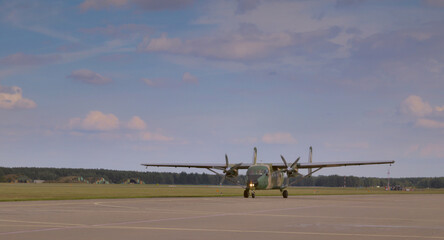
[[247, 167, 268, 176]]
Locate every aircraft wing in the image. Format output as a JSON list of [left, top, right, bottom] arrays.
[[296, 160, 395, 169], [141, 163, 252, 170]]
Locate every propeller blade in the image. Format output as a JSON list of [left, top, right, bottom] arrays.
[[225, 154, 229, 167], [280, 155, 288, 167], [253, 147, 257, 164], [232, 162, 242, 169], [290, 157, 300, 169], [219, 175, 225, 186]]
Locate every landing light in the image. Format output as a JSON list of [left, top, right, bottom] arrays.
[[249, 183, 254, 187]]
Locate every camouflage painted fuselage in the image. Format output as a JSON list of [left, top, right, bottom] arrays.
[[246, 164, 285, 190]]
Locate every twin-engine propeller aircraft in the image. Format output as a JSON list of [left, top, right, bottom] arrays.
[[142, 147, 394, 198]]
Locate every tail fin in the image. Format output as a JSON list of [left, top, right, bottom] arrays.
[[308, 146, 313, 176], [253, 147, 257, 164]]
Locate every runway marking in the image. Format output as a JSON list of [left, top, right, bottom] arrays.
[[91, 225, 444, 239], [248, 205, 331, 214], [2, 220, 443, 239], [0, 205, 346, 236], [0, 225, 83, 235], [0, 212, 232, 236], [0, 224, 69, 228], [338, 205, 444, 211], [0, 219, 83, 227], [2, 197, 443, 239], [0, 201, 97, 208], [12, 207, 224, 216], [93, 201, 228, 215], [93, 202, 140, 209], [239, 213, 444, 224]]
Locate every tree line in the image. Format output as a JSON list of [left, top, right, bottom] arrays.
[[1, 167, 443, 188]]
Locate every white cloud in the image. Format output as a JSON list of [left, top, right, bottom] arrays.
[[0, 53, 60, 66], [79, 0, 194, 11], [141, 33, 182, 52], [0, 85, 36, 110], [400, 95, 433, 117], [139, 27, 340, 61], [81, 24, 152, 39], [415, 118, 444, 129], [419, 143, 444, 158], [399, 95, 444, 129], [408, 143, 444, 159], [141, 78, 166, 87], [67, 69, 112, 85], [235, 0, 261, 14], [80, 0, 130, 11], [126, 116, 147, 130], [435, 106, 444, 112], [1, 2, 80, 43], [261, 132, 297, 144], [68, 111, 120, 131], [182, 72, 198, 84], [66, 112, 174, 141]]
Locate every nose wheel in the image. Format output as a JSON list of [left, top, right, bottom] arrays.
[[282, 190, 288, 198], [244, 189, 256, 198]]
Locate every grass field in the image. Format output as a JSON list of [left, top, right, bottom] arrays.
[[1, 183, 443, 202]]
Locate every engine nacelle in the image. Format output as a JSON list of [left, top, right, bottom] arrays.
[[225, 168, 238, 178], [287, 169, 298, 178]]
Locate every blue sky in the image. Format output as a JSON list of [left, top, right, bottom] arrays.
[[1, 0, 444, 177]]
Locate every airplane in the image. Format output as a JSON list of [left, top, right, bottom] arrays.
[[142, 147, 395, 198]]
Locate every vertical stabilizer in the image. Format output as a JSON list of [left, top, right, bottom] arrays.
[[308, 146, 313, 176], [253, 147, 257, 164]]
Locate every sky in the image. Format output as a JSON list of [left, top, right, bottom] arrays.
[[1, 0, 444, 178]]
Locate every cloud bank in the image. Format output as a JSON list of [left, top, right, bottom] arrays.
[[68, 111, 120, 131], [400, 95, 444, 129], [0, 85, 36, 110], [80, 0, 194, 11], [262, 132, 297, 144], [67, 69, 112, 85], [67, 111, 173, 141]]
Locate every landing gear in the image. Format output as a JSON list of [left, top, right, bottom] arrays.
[[243, 189, 249, 198], [282, 190, 288, 198], [251, 192, 255, 198]]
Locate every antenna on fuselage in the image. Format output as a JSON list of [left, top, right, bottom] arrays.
[[253, 147, 257, 164], [308, 146, 313, 176]]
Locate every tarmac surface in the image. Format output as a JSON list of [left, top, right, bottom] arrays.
[[0, 194, 443, 240]]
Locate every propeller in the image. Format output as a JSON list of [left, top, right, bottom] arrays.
[[280, 155, 300, 176], [280, 155, 300, 186], [220, 154, 242, 185]]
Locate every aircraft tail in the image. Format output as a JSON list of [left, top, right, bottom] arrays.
[[253, 147, 257, 164], [308, 146, 313, 176]]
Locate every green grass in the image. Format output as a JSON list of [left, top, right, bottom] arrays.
[[1, 183, 443, 202]]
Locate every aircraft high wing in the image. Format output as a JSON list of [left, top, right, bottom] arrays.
[[141, 163, 252, 169], [141, 161, 395, 170], [141, 147, 395, 198]]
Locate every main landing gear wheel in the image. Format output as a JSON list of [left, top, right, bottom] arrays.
[[251, 192, 255, 198], [282, 190, 288, 198], [244, 189, 249, 198]]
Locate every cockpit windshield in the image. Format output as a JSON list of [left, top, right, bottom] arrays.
[[247, 166, 268, 176]]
